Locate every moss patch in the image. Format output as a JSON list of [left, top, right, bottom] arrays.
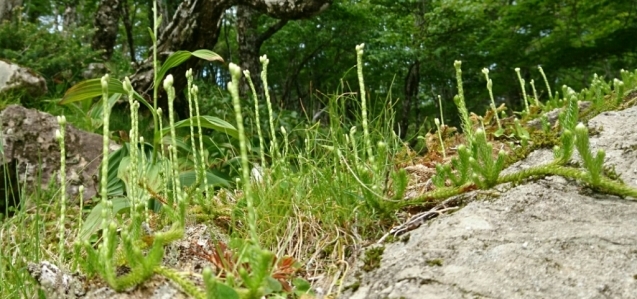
[[362, 246, 385, 272]]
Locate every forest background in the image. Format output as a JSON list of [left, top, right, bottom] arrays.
[[2, 0, 636, 142]]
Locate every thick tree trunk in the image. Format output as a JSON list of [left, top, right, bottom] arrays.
[[120, 0, 137, 65], [130, 0, 234, 117], [92, 0, 121, 61], [62, 0, 78, 34], [237, 5, 262, 96], [129, 0, 331, 119], [237, 5, 288, 97], [0, 0, 23, 23], [399, 60, 420, 139]]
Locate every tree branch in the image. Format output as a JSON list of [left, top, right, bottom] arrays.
[[256, 19, 289, 48]]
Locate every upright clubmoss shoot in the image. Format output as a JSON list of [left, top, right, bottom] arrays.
[[614, 79, 625, 106], [356, 43, 374, 164], [538, 65, 553, 99], [530, 79, 540, 106], [438, 95, 445, 127], [469, 129, 507, 189], [481, 68, 501, 130], [349, 126, 360, 170], [244, 70, 267, 169], [434, 118, 446, 159], [123, 77, 139, 215], [228, 63, 259, 245], [56, 115, 67, 259], [515, 68, 530, 113], [164, 75, 185, 223], [190, 84, 211, 204], [574, 123, 605, 184], [453, 61, 473, 146], [185, 69, 200, 189], [260, 55, 280, 162]]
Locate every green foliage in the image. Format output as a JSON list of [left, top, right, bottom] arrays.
[[433, 145, 472, 188], [0, 21, 98, 103], [469, 129, 506, 189], [574, 123, 605, 185]]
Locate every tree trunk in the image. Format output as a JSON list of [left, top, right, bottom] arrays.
[[399, 60, 420, 138], [92, 0, 121, 61], [237, 5, 262, 96], [120, 0, 137, 65], [62, 0, 78, 34], [129, 0, 331, 119], [237, 5, 288, 97], [0, 0, 22, 23]]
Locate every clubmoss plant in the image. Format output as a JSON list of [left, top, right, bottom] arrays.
[[438, 95, 445, 126], [515, 67, 530, 113], [260, 55, 280, 162], [228, 63, 259, 245], [99, 74, 112, 214], [614, 79, 625, 107], [185, 69, 201, 188], [482, 68, 502, 130], [356, 43, 374, 164], [434, 118, 446, 159], [432, 144, 472, 188], [123, 77, 143, 227], [244, 70, 267, 169], [513, 118, 530, 147], [55, 115, 67, 259], [469, 129, 506, 189], [538, 65, 553, 99], [553, 92, 579, 164], [574, 123, 605, 185], [453, 61, 473, 145], [349, 126, 360, 170], [530, 79, 540, 106], [166, 75, 188, 223]]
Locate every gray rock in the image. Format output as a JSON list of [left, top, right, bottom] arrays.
[[341, 105, 637, 299], [0, 59, 47, 98], [0, 105, 119, 204]]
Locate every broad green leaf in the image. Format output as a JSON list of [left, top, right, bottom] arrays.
[[59, 77, 125, 105], [89, 93, 122, 128], [160, 135, 192, 153], [155, 50, 224, 88], [292, 277, 312, 293], [60, 78, 154, 113], [208, 279, 240, 299], [191, 49, 224, 62], [79, 196, 130, 241], [264, 276, 282, 294], [160, 115, 238, 139], [106, 145, 128, 196], [147, 27, 155, 43], [177, 170, 230, 188]]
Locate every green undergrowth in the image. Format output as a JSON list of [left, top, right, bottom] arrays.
[[1, 33, 637, 299]]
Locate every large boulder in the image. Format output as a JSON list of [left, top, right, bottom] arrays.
[[0, 59, 47, 98], [0, 105, 118, 206], [341, 106, 637, 299]]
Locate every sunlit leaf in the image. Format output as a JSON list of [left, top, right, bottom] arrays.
[[60, 78, 154, 113], [155, 50, 224, 88], [79, 196, 130, 241], [177, 170, 230, 188], [88, 93, 122, 129], [160, 115, 238, 139]]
